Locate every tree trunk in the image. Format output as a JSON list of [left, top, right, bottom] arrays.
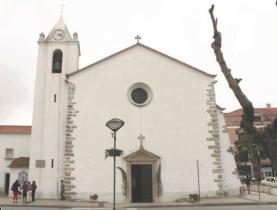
[[208, 5, 259, 167]]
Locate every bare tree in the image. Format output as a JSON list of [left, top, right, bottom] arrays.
[[208, 4, 259, 169], [209, 4, 277, 176]]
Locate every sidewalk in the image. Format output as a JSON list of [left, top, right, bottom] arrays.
[[0, 191, 277, 208]]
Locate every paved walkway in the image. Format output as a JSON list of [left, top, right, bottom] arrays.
[[0, 191, 277, 208]]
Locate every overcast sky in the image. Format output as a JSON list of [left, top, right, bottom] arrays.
[[0, 0, 276, 125]]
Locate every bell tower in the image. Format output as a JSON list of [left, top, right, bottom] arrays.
[[29, 17, 80, 198]]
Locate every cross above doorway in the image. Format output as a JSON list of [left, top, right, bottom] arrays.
[[138, 133, 145, 149]]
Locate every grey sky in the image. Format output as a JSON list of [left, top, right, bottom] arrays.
[[0, 0, 276, 125]]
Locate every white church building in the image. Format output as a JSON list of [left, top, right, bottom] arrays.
[[0, 17, 240, 202]]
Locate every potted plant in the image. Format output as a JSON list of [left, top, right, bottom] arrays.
[[89, 194, 98, 202]]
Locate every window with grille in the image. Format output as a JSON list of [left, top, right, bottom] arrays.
[[18, 170, 28, 186], [5, 148, 14, 159], [254, 115, 262, 123]]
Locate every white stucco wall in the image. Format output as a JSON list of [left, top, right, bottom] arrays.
[[217, 109, 241, 194], [69, 46, 220, 201], [0, 133, 30, 194], [29, 35, 79, 198]]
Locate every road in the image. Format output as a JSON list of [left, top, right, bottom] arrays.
[[2, 205, 277, 210]]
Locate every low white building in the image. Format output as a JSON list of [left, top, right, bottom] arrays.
[[0, 126, 30, 196], [0, 17, 240, 202]]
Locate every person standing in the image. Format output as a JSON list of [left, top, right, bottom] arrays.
[[245, 175, 251, 194], [22, 181, 28, 203], [60, 180, 65, 200], [11, 180, 21, 203], [26, 181, 32, 202], [31, 181, 37, 202]]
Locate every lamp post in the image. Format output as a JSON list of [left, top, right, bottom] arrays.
[[106, 118, 124, 210], [252, 143, 261, 202]]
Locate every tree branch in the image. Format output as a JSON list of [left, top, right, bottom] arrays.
[[209, 5, 254, 117], [209, 4, 258, 165], [209, 5, 218, 35]]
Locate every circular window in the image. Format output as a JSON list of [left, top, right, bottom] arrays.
[[131, 88, 148, 104], [128, 83, 153, 107]]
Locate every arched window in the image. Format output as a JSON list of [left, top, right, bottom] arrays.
[[52, 49, 63, 73]]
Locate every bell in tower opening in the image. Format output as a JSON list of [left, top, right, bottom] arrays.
[[52, 49, 63, 73]]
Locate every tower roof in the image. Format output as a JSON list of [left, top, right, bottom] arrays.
[[46, 17, 73, 41]]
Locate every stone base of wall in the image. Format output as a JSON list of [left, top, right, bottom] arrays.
[[69, 189, 239, 203], [0, 187, 5, 195]]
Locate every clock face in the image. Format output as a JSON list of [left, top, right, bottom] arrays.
[[53, 29, 65, 40]]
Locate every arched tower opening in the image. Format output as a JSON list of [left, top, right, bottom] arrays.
[[52, 49, 63, 73]]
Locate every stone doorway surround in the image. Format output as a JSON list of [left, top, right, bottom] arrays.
[[123, 148, 160, 202]]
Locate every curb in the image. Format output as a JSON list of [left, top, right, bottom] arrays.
[[125, 202, 277, 208], [2, 202, 277, 208]]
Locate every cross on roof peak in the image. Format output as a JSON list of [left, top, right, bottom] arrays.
[[135, 35, 141, 43], [60, 4, 65, 17], [137, 133, 145, 149]]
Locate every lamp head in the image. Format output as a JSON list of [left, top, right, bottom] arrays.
[[106, 118, 124, 132]]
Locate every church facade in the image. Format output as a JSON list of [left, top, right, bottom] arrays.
[[3, 17, 241, 202]]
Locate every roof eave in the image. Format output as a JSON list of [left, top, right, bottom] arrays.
[[67, 43, 216, 78]]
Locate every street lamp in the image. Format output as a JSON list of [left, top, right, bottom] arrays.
[[252, 143, 261, 202], [106, 118, 124, 210]]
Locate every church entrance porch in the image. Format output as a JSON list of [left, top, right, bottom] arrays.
[[124, 146, 160, 203], [131, 164, 153, 202]]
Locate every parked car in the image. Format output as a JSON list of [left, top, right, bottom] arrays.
[[261, 177, 277, 187], [239, 175, 256, 183]]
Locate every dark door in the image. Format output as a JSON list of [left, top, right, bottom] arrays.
[[5, 173, 10, 195], [131, 164, 153, 202]]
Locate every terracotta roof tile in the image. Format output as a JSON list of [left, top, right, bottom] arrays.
[[225, 108, 277, 116], [0, 126, 31, 134], [224, 107, 277, 126], [67, 43, 216, 78], [8, 157, 29, 168]]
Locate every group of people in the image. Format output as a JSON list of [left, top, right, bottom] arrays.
[[11, 180, 37, 203], [11, 179, 65, 203]]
